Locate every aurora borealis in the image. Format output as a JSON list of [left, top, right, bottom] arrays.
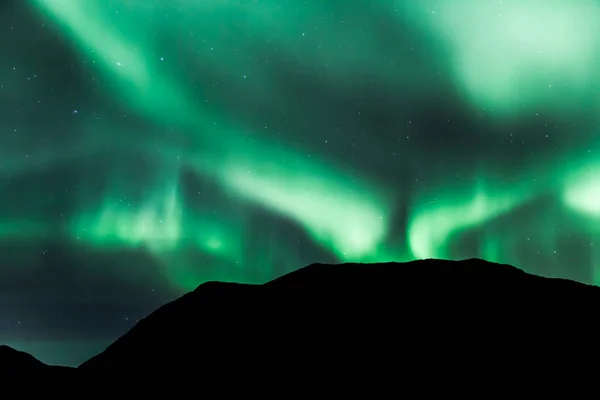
[[2, 0, 600, 365]]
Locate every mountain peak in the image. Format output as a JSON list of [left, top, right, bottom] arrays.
[[0, 345, 47, 369], [78, 258, 599, 373]]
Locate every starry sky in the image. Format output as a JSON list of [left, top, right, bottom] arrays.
[[2, 0, 600, 366]]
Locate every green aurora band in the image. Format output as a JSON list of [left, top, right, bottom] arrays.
[[8, 0, 600, 289]]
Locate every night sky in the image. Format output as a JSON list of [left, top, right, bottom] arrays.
[[2, 0, 600, 366]]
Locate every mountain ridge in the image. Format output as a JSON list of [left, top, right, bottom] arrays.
[[78, 258, 598, 372], [2, 258, 598, 378], [0, 344, 47, 369]]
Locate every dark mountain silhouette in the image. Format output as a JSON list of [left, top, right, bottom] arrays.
[[0, 345, 48, 369], [0, 345, 76, 373], [76, 258, 598, 377], [3, 258, 599, 382]]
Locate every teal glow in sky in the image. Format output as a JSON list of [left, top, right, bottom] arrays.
[[2, 0, 600, 366]]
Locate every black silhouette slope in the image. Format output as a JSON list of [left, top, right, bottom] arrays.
[[79, 258, 600, 374], [0, 345, 48, 370], [0, 345, 76, 373]]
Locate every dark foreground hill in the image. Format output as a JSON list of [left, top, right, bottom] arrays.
[[0, 345, 75, 373], [77, 258, 599, 377], [3, 258, 600, 383], [0, 345, 48, 369]]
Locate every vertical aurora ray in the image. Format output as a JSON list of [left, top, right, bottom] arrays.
[[7, 0, 599, 289], [31, 0, 395, 289], [5, 0, 600, 368]]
